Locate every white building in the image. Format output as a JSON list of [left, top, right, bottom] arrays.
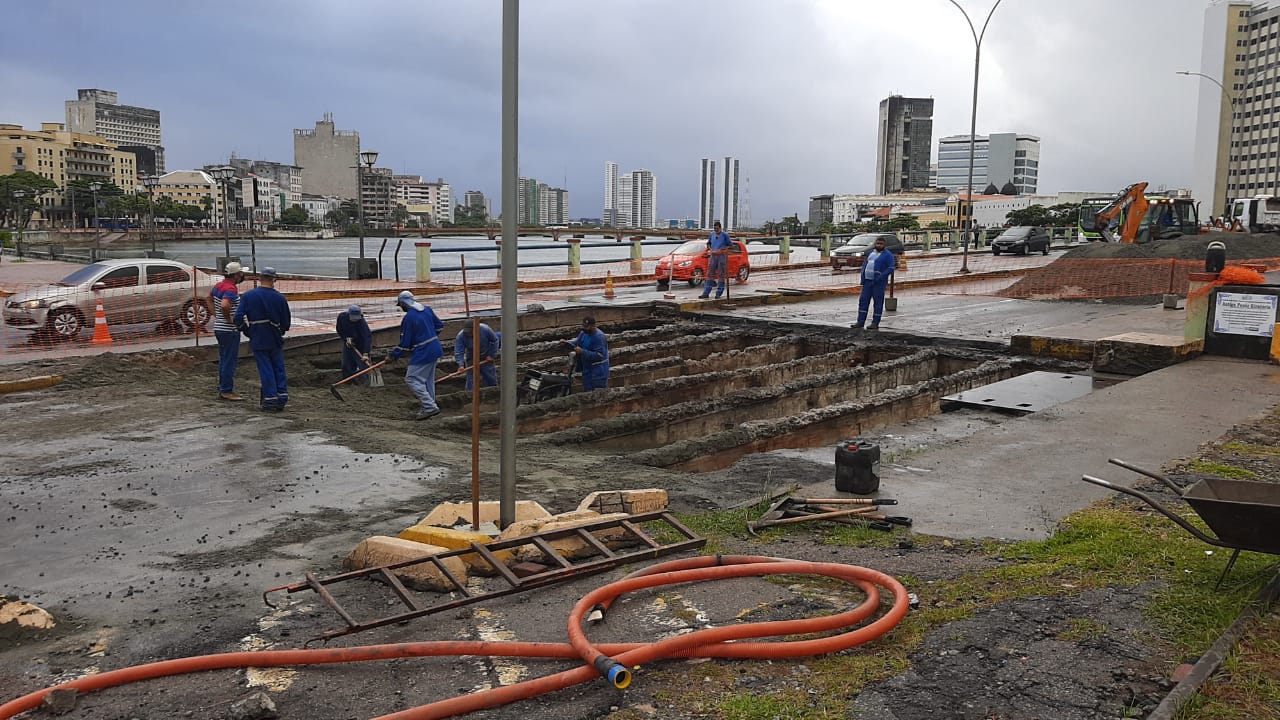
[[65, 89, 165, 174], [393, 175, 453, 224], [699, 158, 716, 229], [936, 133, 1040, 194], [603, 161, 619, 227], [722, 156, 740, 230], [830, 192, 949, 225], [619, 170, 657, 228], [538, 185, 569, 225], [971, 194, 1059, 228], [298, 194, 340, 225]]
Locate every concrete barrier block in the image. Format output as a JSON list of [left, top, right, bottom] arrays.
[[1010, 334, 1095, 361], [576, 489, 669, 515], [399, 524, 512, 575], [418, 500, 550, 529], [344, 536, 467, 592], [1093, 333, 1203, 376], [498, 510, 632, 562]]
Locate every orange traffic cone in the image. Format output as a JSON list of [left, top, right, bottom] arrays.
[[89, 297, 113, 344], [604, 270, 616, 300]]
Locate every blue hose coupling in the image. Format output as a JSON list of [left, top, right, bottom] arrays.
[[593, 656, 632, 689]]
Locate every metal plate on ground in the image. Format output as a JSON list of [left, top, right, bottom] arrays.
[[942, 371, 1095, 414]]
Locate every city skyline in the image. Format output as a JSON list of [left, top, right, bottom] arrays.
[[1, 1, 1211, 222]]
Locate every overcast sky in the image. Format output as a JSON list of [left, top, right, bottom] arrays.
[[1, 0, 1214, 222]]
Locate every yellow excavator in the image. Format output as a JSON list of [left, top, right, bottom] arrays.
[[1092, 182, 1198, 243]]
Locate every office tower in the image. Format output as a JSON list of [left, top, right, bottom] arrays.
[[875, 95, 934, 194], [619, 170, 657, 228], [1192, 1, 1273, 217], [699, 158, 717, 229], [935, 133, 1040, 193], [293, 113, 361, 199], [65, 89, 165, 174], [464, 190, 490, 219], [721, 156, 740, 230]]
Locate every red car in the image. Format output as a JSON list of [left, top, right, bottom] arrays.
[[654, 239, 751, 288]]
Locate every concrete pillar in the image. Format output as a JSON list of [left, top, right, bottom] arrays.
[[1184, 272, 1218, 341], [567, 237, 581, 275], [630, 236, 643, 272], [820, 233, 831, 261], [494, 238, 502, 269], [415, 241, 431, 283], [780, 234, 791, 264], [923, 232, 932, 252]]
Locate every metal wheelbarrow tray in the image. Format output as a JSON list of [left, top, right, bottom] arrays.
[[1083, 458, 1280, 584]]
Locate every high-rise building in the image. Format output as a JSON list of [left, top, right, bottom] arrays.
[[360, 167, 395, 228], [875, 96, 934, 194], [517, 177, 539, 225], [721, 156, 740, 230], [699, 158, 717, 229], [935, 133, 1040, 194], [603, 161, 619, 227], [224, 156, 303, 208], [808, 194, 834, 228], [619, 170, 657, 228], [539, 184, 569, 225], [65, 89, 165, 175], [464, 190, 491, 220], [1191, 1, 1271, 217], [293, 113, 360, 199]]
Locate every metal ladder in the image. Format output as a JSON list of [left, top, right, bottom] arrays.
[[263, 510, 705, 645]]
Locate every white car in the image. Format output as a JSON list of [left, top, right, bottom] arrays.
[[4, 259, 216, 340]]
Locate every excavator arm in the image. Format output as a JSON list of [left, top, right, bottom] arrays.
[[1094, 182, 1150, 243]]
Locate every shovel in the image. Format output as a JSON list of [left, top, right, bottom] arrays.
[[330, 360, 389, 401], [439, 358, 493, 383]]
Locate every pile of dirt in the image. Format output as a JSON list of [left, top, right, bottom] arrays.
[[1062, 233, 1280, 261]]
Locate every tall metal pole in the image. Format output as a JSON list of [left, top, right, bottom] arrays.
[[357, 164, 367, 259], [1177, 71, 1237, 218], [90, 185, 101, 257], [499, 0, 519, 529], [949, 0, 1003, 275], [222, 178, 231, 259]]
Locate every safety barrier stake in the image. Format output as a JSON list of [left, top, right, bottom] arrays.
[[604, 270, 616, 299]]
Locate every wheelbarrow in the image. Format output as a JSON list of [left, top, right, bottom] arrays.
[[1082, 458, 1280, 586]]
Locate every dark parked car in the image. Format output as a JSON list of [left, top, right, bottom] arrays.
[[991, 226, 1050, 256], [830, 233, 906, 271]]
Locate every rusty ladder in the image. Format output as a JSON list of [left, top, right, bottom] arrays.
[[263, 510, 705, 645]]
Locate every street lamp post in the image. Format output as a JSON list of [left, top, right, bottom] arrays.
[[356, 150, 379, 260], [1177, 70, 1238, 218], [211, 166, 235, 260], [948, 0, 1004, 275], [9, 190, 25, 261], [89, 181, 102, 259], [142, 175, 160, 254]]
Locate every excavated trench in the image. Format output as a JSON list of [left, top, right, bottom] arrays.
[[434, 314, 1085, 473]]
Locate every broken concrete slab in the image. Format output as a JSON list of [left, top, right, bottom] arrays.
[[344, 537, 468, 592], [418, 500, 550, 528], [1093, 332, 1203, 376], [497, 510, 632, 561], [398, 524, 512, 575], [576, 488, 670, 515]]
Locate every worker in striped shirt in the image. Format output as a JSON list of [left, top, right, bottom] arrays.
[[211, 261, 246, 401]]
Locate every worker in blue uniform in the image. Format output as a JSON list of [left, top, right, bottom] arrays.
[[700, 220, 732, 299], [234, 267, 292, 411], [563, 315, 610, 391], [851, 236, 895, 331], [388, 290, 444, 420], [336, 304, 373, 385], [453, 322, 501, 390]]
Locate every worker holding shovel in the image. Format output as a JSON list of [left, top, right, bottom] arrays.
[[453, 322, 500, 390], [336, 305, 373, 386]]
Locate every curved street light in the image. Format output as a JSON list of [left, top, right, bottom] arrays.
[[1177, 70, 1238, 217], [948, 0, 1004, 274], [210, 166, 237, 260]]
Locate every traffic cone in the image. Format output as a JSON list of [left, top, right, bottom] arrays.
[[89, 297, 113, 344], [604, 270, 616, 299]]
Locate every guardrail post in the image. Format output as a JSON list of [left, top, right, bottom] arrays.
[[780, 234, 791, 264], [949, 230, 959, 250], [630, 236, 643, 272], [415, 241, 432, 283], [567, 237, 582, 275], [820, 233, 831, 261], [923, 232, 932, 252]]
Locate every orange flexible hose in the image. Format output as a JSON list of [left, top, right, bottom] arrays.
[[0, 555, 908, 720]]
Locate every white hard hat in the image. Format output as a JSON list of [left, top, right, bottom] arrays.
[[224, 261, 243, 274]]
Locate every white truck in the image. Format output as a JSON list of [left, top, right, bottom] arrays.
[[1228, 195, 1280, 232]]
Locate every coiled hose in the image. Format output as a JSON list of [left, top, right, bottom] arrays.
[[0, 555, 908, 720]]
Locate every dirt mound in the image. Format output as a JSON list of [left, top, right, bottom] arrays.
[[1062, 233, 1280, 261]]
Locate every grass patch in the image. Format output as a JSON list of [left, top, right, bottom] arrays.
[[1219, 441, 1280, 457], [1185, 460, 1258, 480]]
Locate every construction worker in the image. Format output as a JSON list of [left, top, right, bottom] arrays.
[[234, 267, 291, 411], [851, 236, 895, 331], [563, 315, 610, 391], [336, 304, 373, 385], [388, 290, 444, 420], [212, 261, 246, 401], [453, 322, 500, 390], [700, 220, 732, 299]]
